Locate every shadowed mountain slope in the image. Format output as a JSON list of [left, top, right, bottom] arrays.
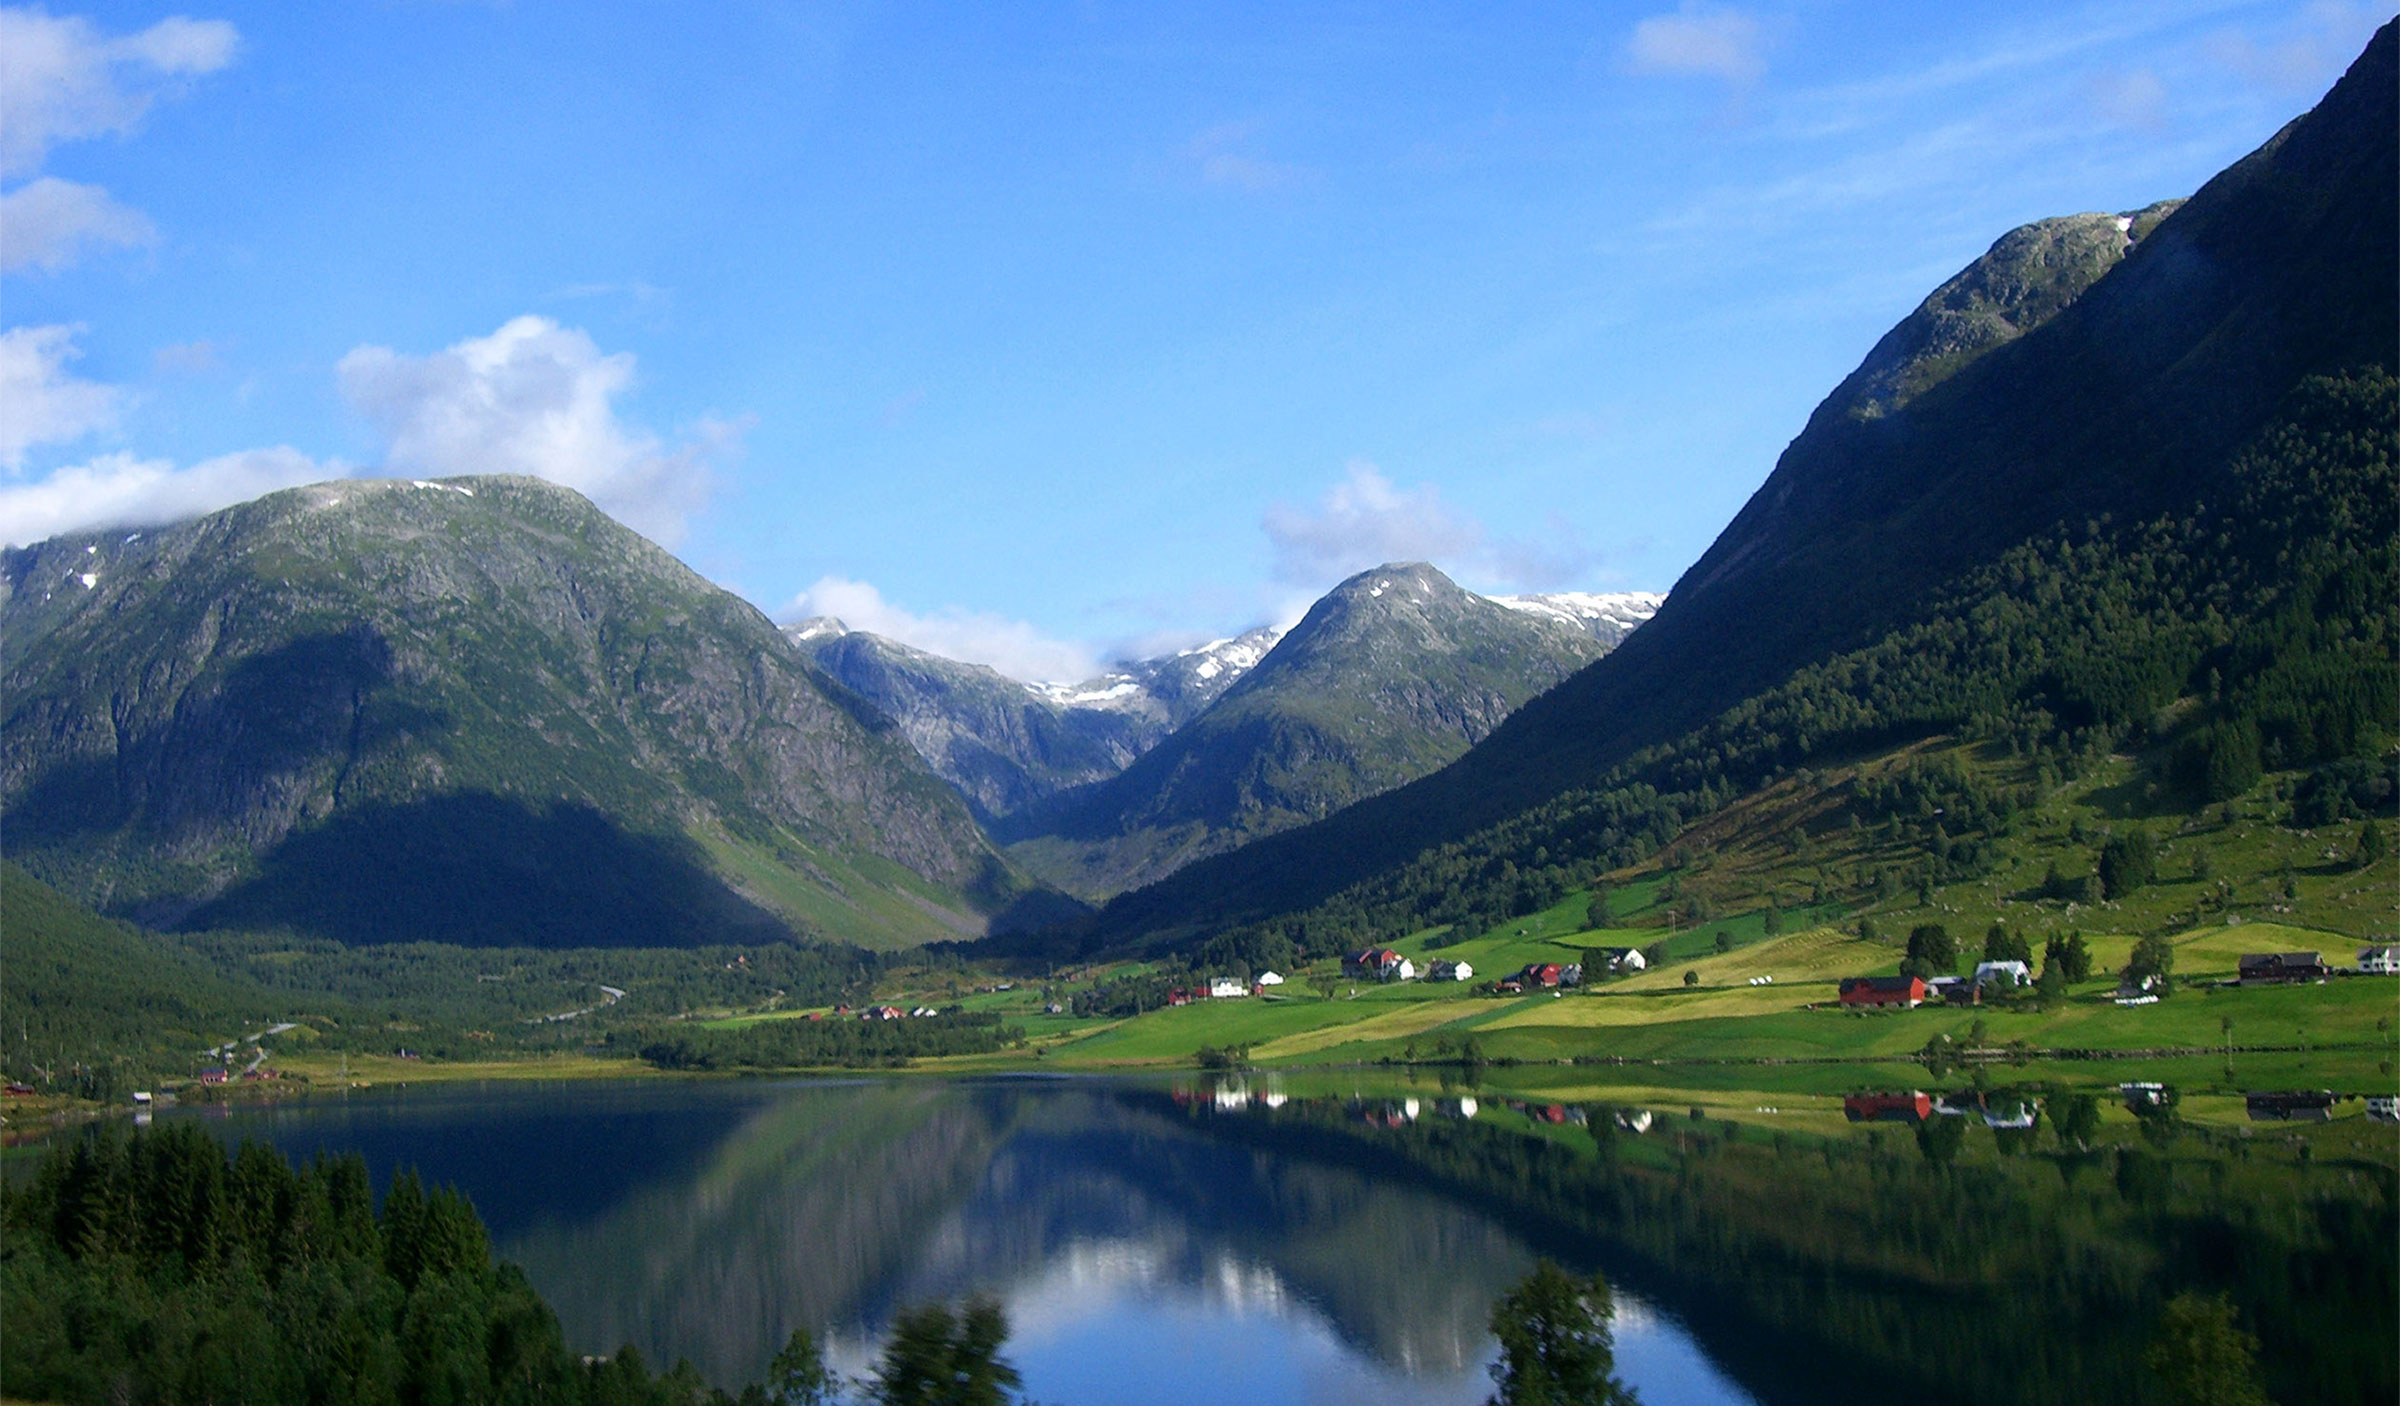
[[1, 476, 1032, 948], [1076, 24, 2399, 946]]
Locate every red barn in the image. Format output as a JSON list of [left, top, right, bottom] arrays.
[[1838, 976, 1926, 1009]]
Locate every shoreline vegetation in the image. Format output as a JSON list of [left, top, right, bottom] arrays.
[[6, 790, 2392, 1149]]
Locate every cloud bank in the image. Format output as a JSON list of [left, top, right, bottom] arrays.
[[339, 315, 725, 546], [3, 316, 731, 549], [780, 576, 1102, 685], [0, 446, 333, 547]]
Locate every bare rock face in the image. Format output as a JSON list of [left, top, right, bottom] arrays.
[[1, 476, 1024, 949]]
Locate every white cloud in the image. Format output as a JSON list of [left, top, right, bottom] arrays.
[[2086, 69, 2170, 131], [338, 314, 726, 546], [1627, 3, 1766, 85], [1184, 121, 1316, 192], [0, 175, 155, 272], [0, 8, 239, 179], [1262, 460, 1484, 587], [0, 7, 236, 275], [0, 323, 120, 468], [0, 445, 331, 547], [780, 576, 1101, 684]]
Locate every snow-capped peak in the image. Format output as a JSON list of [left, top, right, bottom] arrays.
[[784, 616, 851, 642], [1487, 590, 1665, 641]]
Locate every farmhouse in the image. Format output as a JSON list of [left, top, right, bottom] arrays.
[[2237, 952, 2330, 985], [1560, 963, 1584, 987], [1208, 976, 1249, 999], [1345, 948, 1416, 982], [1838, 976, 1926, 1009], [1254, 970, 1285, 986], [1972, 959, 2032, 990], [1425, 958, 1474, 982], [1597, 947, 1647, 974], [2359, 946, 2398, 975], [1519, 962, 1564, 989]]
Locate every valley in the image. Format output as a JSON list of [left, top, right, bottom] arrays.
[[2, 15, 2393, 1406]]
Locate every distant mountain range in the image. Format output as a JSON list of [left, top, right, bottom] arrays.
[[993, 564, 1653, 898], [783, 620, 1282, 823], [787, 584, 1657, 849], [0, 476, 1038, 950]]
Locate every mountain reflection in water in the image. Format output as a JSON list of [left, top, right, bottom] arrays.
[[501, 1079, 1562, 1397], [171, 1072, 2391, 1406], [176, 1076, 1749, 1404]]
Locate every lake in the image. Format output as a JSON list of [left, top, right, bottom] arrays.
[[156, 1072, 2392, 1406]]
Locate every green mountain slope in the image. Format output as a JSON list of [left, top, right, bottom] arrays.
[[0, 862, 276, 1093], [999, 563, 1618, 898], [1, 476, 1030, 949], [1072, 23, 2399, 953]]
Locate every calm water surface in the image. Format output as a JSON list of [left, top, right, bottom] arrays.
[[171, 1076, 1753, 1406]]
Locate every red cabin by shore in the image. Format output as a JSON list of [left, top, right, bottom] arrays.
[[1838, 975, 1926, 1009]]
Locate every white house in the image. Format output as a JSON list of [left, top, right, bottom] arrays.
[[1392, 957, 1417, 981], [1973, 960, 2033, 989], [2359, 945, 2399, 975], [1207, 976, 1249, 999], [1426, 959, 1475, 982], [1254, 970, 1286, 986]]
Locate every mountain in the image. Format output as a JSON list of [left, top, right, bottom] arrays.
[[1075, 23, 2399, 950], [998, 562, 1647, 898], [784, 620, 1283, 824], [1487, 590, 1665, 642], [1035, 628, 1289, 723], [1, 475, 1037, 950]]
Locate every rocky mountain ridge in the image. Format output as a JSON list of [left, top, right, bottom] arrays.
[[787, 588, 1659, 828]]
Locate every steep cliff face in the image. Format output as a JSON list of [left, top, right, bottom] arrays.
[[1, 476, 1024, 948], [1001, 563, 1623, 898]]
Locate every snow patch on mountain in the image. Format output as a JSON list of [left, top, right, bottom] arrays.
[[1488, 590, 1665, 642]]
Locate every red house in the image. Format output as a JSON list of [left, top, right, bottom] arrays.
[[1838, 976, 1926, 1009], [1520, 963, 1564, 989], [1844, 1092, 1933, 1123]]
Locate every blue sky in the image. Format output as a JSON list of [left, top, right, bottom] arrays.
[[2, 1, 2387, 679]]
